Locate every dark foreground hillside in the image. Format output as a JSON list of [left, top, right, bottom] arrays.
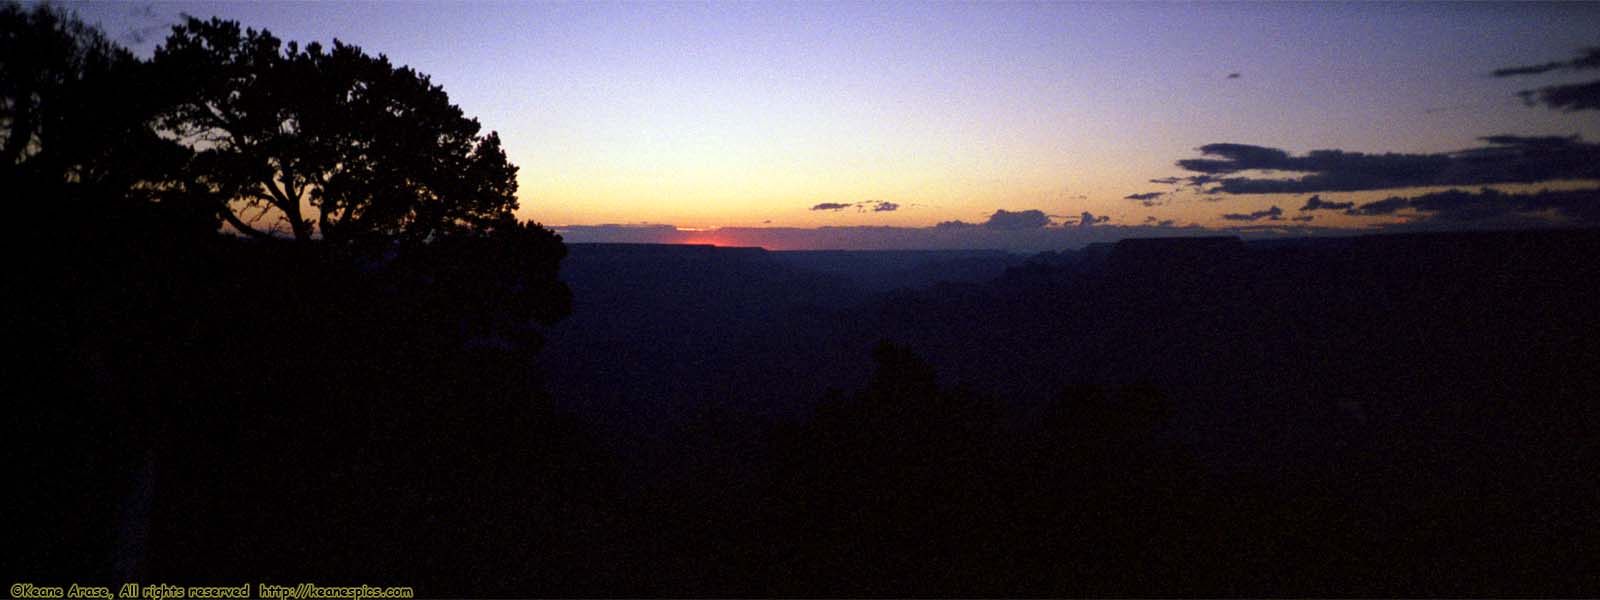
[[541, 229, 1600, 595], [12, 226, 1600, 596], [539, 244, 1021, 480]]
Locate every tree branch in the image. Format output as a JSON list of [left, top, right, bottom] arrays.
[[317, 197, 336, 242], [260, 172, 311, 240], [220, 204, 274, 239], [2, 102, 36, 167]]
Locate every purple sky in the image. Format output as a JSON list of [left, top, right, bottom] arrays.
[[63, 0, 1600, 249]]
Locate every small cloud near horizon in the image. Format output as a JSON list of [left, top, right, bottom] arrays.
[[811, 202, 852, 211], [1124, 191, 1165, 207], [1299, 194, 1355, 212], [1221, 205, 1284, 222], [1144, 216, 1176, 227], [810, 200, 903, 213], [983, 209, 1052, 230], [1073, 211, 1110, 227]]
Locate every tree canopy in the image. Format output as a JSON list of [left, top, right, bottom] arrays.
[[154, 17, 521, 242], [2, 2, 190, 212]]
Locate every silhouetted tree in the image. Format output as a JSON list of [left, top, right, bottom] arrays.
[[7, 8, 588, 591], [153, 17, 519, 242], [388, 214, 573, 350], [6, 5, 215, 584], [2, 1, 200, 224]]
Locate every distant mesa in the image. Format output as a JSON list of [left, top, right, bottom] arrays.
[[1104, 236, 1247, 273], [1113, 235, 1244, 253]]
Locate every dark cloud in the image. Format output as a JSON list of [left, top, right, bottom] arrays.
[[1172, 174, 1229, 198], [1494, 62, 1572, 78], [1220, 205, 1284, 222], [1124, 191, 1166, 207], [812, 200, 905, 213], [935, 220, 977, 229], [1494, 47, 1600, 112], [1148, 177, 1182, 185], [1291, 215, 1314, 222], [1178, 143, 1295, 174], [983, 209, 1052, 230], [1477, 134, 1573, 147], [1299, 194, 1355, 211], [1076, 211, 1110, 227], [1492, 47, 1600, 77], [1227, 72, 1242, 79], [1345, 187, 1600, 224], [1143, 216, 1176, 227], [1517, 81, 1600, 112], [1175, 136, 1600, 194], [1345, 196, 1411, 217]]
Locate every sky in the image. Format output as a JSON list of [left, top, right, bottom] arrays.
[[64, 0, 1600, 250]]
